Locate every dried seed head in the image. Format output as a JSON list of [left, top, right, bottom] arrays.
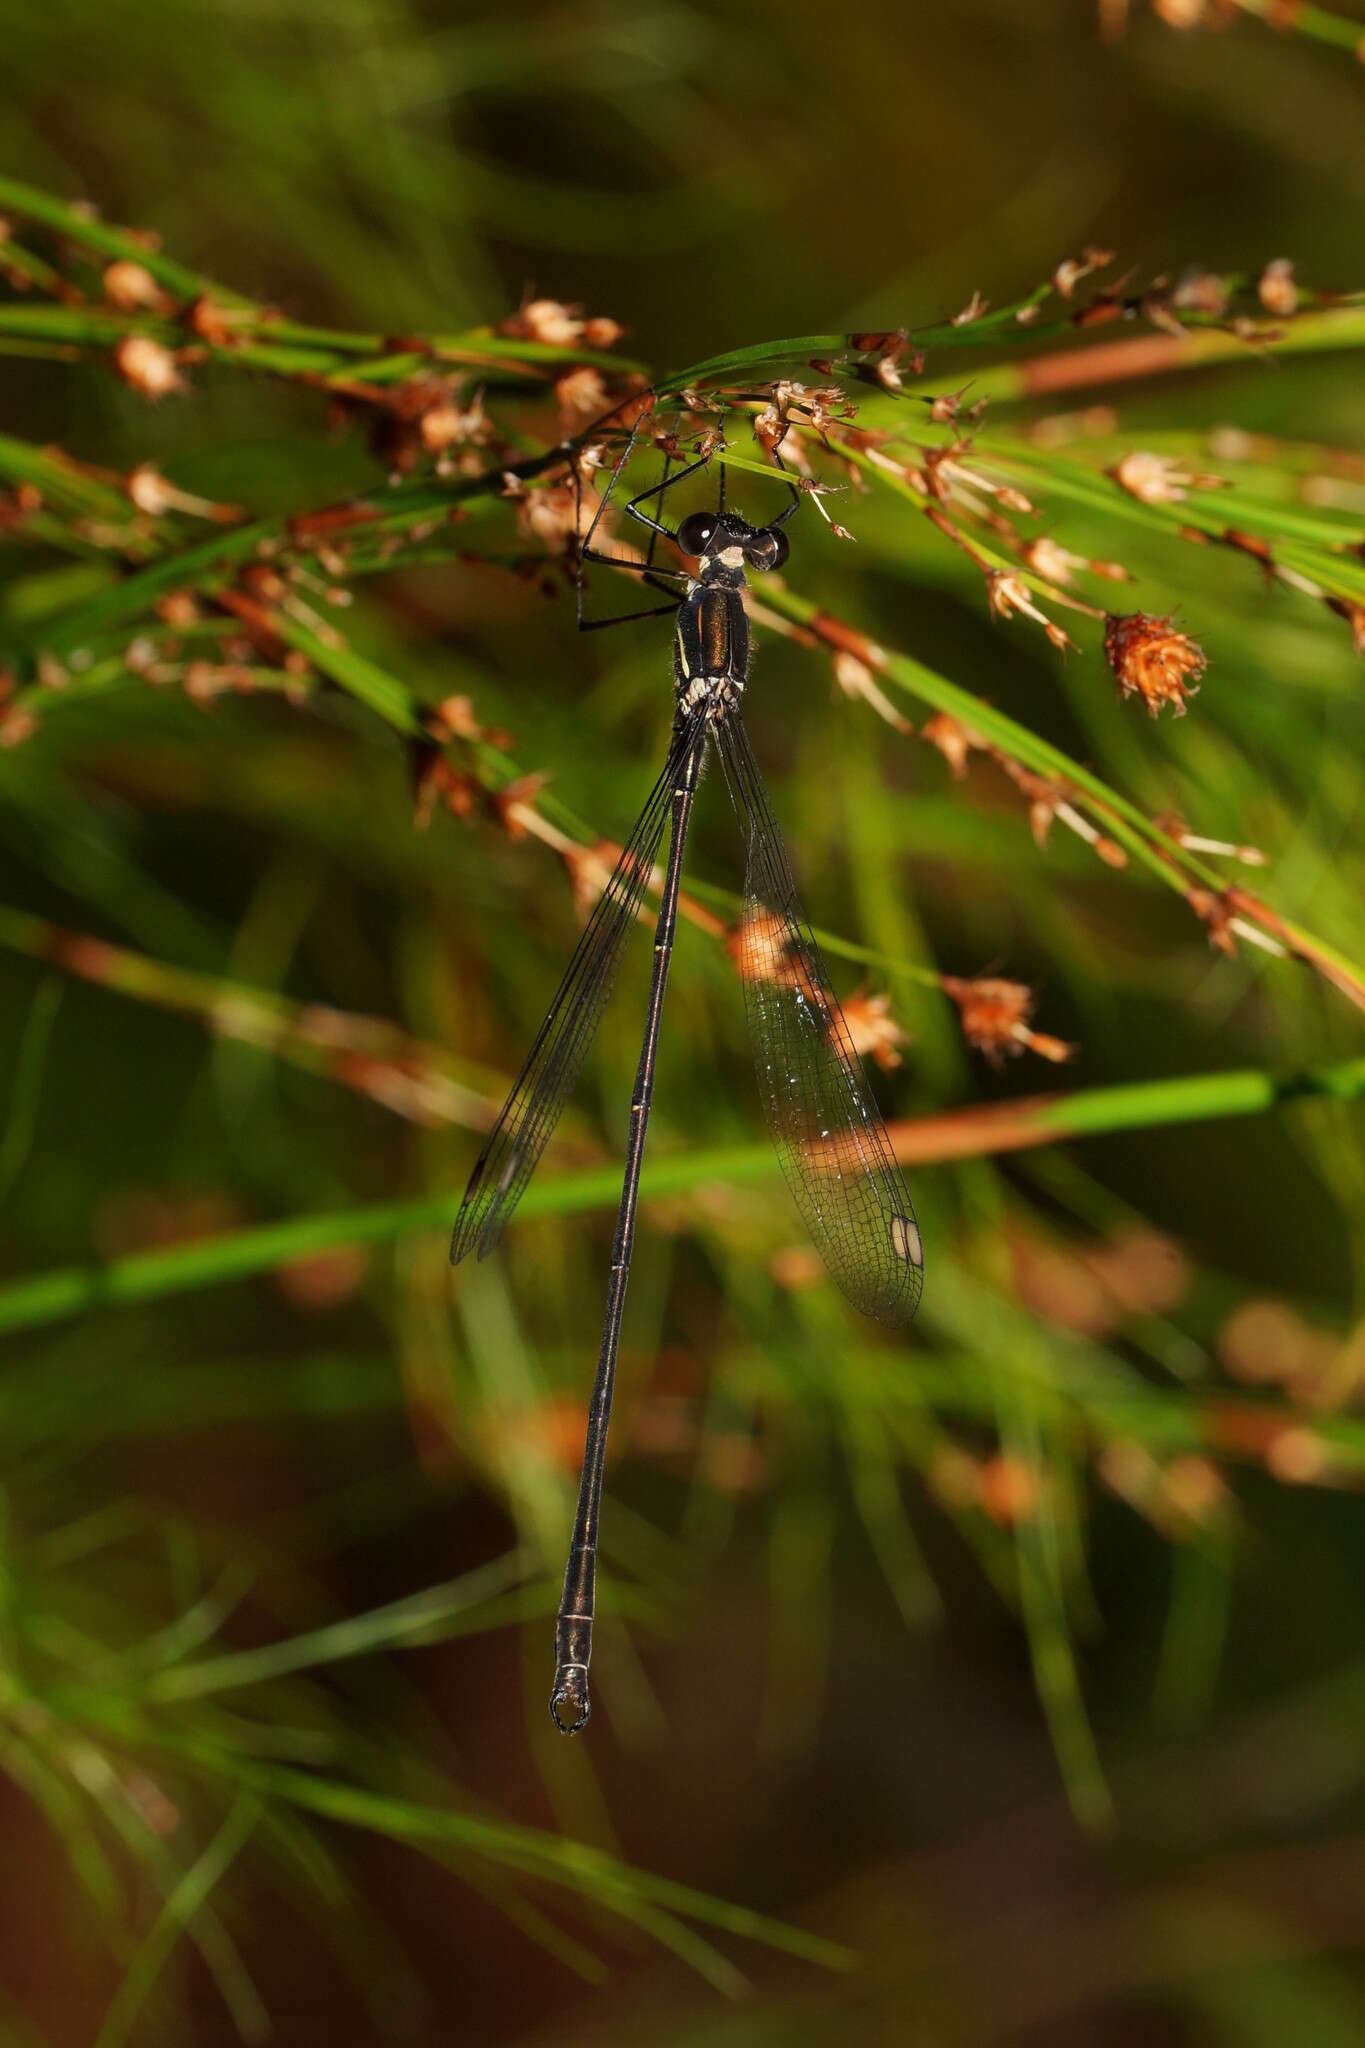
[[1172, 270, 1230, 317], [831, 649, 875, 700], [1153, 810, 1265, 865], [562, 839, 620, 922], [986, 571, 1079, 654], [726, 911, 817, 1001], [752, 401, 787, 457], [850, 330, 922, 392], [515, 481, 589, 554], [1327, 597, 1365, 655], [555, 366, 608, 432], [1104, 611, 1207, 717], [113, 334, 186, 399], [125, 464, 239, 522], [412, 751, 479, 829], [986, 570, 1030, 619], [102, 260, 173, 313], [1112, 450, 1224, 505], [920, 710, 979, 779], [418, 388, 487, 453], [998, 759, 1064, 847], [431, 694, 483, 741], [839, 990, 908, 1071], [941, 975, 1075, 1065], [924, 384, 973, 425], [493, 770, 549, 840], [499, 300, 624, 351], [1052, 247, 1114, 299], [1021, 536, 1131, 587], [504, 297, 583, 347], [187, 296, 248, 346], [125, 464, 179, 516], [951, 290, 988, 327], [1188, 885, 1238, 955], [1258, 257, 1298, 317], [1019, 538, 1073, 585], [831, 648, 911, 733], [1139, 288, 1188, 339]]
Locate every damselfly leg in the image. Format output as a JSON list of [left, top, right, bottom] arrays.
[[573, 414, 700, 631]]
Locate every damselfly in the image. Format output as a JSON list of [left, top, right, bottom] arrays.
[[451, 411, 923, 1733]]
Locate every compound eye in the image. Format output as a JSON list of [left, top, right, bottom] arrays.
[[676, 512, 715, 556], [746, 525, 789, 573]]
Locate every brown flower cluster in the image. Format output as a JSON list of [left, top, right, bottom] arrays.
[[940, 976, 1075, 1065], [1104, 611, 1207, 717], [496, 298, 625, 351]]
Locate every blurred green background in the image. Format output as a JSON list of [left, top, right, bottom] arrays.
[[3, 1, 1365, 2043]]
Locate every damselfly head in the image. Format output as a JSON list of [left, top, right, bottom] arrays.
[[676, 510, 791, 580]]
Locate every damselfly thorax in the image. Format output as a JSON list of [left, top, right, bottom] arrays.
[[672, 512, 785, 714]]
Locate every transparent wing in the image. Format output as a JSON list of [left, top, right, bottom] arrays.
[[711, 710, 923, 1324], [452, 709, 705, 1263]]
